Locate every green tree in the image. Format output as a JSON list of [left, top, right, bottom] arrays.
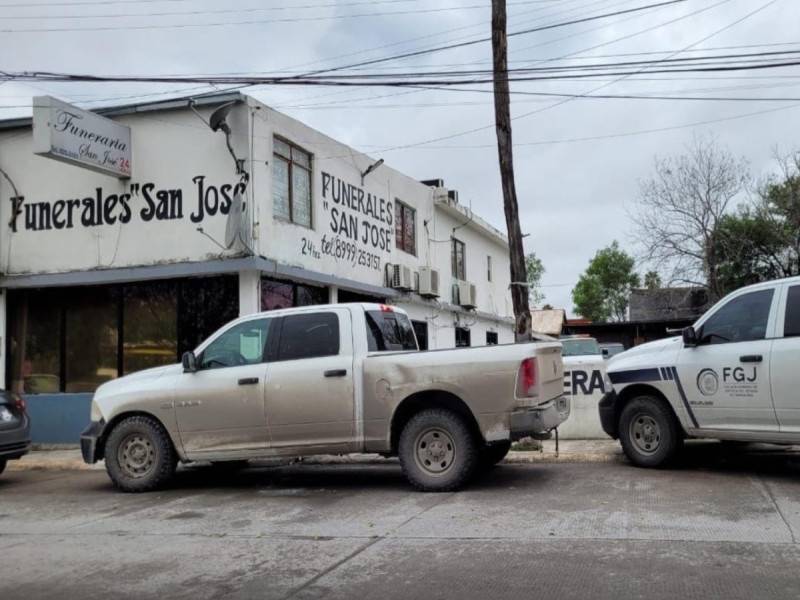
[[572, 241, 640, 322], [714, 150, 800, 294], [525, 251, 545, 307], [643, 271, 662, 290]]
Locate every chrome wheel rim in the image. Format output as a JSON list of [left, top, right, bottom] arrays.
[[117, 433, 156, 479], [630, 414, 661, 455], [414, 427, 456, 476]]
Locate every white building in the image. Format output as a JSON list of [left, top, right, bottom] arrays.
[[0, 91, 514, 442]]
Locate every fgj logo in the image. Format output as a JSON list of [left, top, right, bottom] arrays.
[[696, 368, 719, 396]]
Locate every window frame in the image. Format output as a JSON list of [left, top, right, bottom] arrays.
[[455, 326, 471, 348], [196, 317, 271, 371], [272, 136, 313, 229], [784, 284, 800, 338], [271, 311, 341, 362], [487, 255, 492, 282], [696, 288, 775, 346], [486, 331, 498, 346], [394, 200, 417, 256], [451, 237, 466, 281]]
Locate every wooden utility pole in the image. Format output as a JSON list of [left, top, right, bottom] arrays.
[[492, 0, 531, 341]]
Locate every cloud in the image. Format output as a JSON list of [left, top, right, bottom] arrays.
[[1, 0, 798, 315]]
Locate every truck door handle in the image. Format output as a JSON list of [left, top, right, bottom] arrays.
[[739, 355, 763, 363], [324, 369, 347, 378], [238, 377, 259, 385]]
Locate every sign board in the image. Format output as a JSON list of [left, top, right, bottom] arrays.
[[33, 96, 132, 178]]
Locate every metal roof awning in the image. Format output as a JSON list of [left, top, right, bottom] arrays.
[[0, 255, 398, 299]]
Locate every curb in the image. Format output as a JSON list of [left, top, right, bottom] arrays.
[[8, 450, 622, 472]]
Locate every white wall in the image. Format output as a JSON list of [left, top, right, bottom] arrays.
[[0, 103, 253, 275], [0, 94, 515, 347]]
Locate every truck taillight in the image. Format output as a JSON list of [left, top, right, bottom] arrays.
[[517, 357, 538, 398]]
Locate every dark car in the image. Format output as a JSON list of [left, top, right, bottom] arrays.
[[0, 390, 31, 475]]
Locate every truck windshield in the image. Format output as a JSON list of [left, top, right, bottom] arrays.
[[365, 310, 418, 352], [561, 338, 601, 357]]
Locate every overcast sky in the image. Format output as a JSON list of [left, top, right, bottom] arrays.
[[1, 0, 799, 314]]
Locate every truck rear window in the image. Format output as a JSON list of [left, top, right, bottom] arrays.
[[365, 310, 418, 352]]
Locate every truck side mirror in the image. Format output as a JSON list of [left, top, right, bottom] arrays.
[[682, 326, 698, 348], [602, 348, 609, 358], [182, 351, 197, 373]]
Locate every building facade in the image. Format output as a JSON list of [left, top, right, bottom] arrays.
[[0, 92, 514, 442]]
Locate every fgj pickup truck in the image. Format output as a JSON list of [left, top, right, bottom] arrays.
[[82, 303, 569, 492], [601, 276, 800, 468]]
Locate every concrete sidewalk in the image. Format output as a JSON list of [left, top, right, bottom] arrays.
[[7, 439, 625, 471]]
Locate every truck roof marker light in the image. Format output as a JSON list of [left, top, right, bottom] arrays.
[[380, 304, 394, 312]]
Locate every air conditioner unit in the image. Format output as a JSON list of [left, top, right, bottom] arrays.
[[418, 267, 440, 298], [454, 280, 477, 309], [389, 264, 413, 290]]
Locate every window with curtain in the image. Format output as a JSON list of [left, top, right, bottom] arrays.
[[272, 136, 312, 228], [394, 200, 416, 255], [451, 238, 466, 280]]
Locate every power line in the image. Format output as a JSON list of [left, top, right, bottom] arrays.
[[291, 0, 687, 79]]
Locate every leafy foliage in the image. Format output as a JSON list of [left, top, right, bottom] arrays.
[[573, 241, 640, 322], [525, 251, 545, 307], [643, 271, 662, 290]]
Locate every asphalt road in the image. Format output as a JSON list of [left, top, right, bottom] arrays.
[[2, 443, 800, 600]]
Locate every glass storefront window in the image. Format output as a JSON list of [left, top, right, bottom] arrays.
[[261, 277, 327, 311], [123, 282, 178, 374], [65, 287, 119, 393], [7, 290, 61, 394], [6, 275, 240, 394]]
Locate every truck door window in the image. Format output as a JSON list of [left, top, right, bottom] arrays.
[[277, 313, 340, 360], [785, 285, 800, 337], [365, 311, 417, 351], [199, 319, 271, 370], [699, 289, 774, 344]]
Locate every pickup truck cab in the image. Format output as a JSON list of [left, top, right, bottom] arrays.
[[601, 276, 800, 467], [82, 303, 569, 492]]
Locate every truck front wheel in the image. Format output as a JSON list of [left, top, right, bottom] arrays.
[[104, 415, 178, 492], [399, 408, 479, 492], [619, 397, 682, 468]]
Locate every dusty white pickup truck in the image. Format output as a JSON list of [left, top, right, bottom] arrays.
[[82, 303, 568, 492]]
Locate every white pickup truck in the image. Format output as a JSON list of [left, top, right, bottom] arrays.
[[601, 276, 800, 467], [82, 303, 569, 492]]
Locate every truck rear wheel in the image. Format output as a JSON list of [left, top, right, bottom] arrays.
[[104, 415, 177, 493], [619, 396, 682, 468], [398, 408, 478, 492]]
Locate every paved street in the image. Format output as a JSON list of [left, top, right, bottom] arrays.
[[2, 443, 800, 600]]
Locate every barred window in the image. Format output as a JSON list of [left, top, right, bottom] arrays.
[[395, 200, 416, 255]]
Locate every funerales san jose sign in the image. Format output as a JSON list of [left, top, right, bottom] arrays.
[[9, 176, 245, 233], [33, 96, 132, 178]]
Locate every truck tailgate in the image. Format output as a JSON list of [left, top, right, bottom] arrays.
[[536, 344, 564, 403]]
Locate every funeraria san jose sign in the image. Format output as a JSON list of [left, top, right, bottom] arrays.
[[33, 96, 132, 178]]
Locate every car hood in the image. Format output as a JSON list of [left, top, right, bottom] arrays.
[[563, 354, 607, 370], [608, 336, 682, 371], [94, 363, 181, 398]]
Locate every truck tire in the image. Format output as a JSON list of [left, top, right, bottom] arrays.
[[619, 396, 682, 468], [398, 408, 479, 492], [0, 459, 6, 476], [104, 415, 178, 493], [480, 441, 512, 469]]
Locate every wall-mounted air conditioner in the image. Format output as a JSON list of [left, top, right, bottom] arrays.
[[388, 264, 413, 290], [418, 267, 440, 298], [454, 280, 477, 309]]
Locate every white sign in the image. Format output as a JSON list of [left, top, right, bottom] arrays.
[[33, 96, 132, 178]]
